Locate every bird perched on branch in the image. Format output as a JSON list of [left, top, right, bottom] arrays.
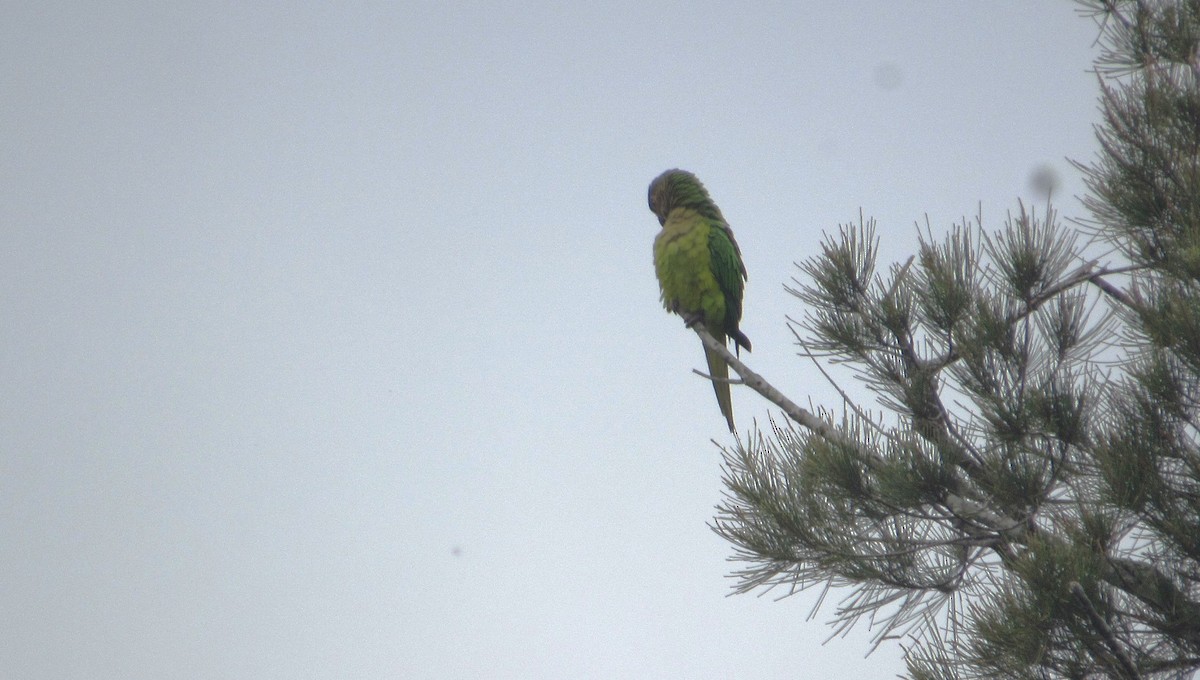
[[648, 169, 751, 432]]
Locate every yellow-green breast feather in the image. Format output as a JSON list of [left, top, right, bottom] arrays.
[[653, 208, 729, 327]]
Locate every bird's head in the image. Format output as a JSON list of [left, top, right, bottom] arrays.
[[648, 168, 706, 226]]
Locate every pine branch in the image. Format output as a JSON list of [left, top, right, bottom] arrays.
[[691, 323, 839, 442], [701, 320, 1200, 657], [691, 322, 1029, 547]]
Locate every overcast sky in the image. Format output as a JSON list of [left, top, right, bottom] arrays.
[[2, 3, 1104, 678]]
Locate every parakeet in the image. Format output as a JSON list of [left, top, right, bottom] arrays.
[[649, 169, 751, 432]]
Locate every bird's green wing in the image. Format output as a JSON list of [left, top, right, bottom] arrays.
[[708, 222, 748, 339]]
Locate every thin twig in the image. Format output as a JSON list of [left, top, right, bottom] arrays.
[[691, 368, 745, 385], [787, 320, 897, 443], [1070, 581, 1142, 679]]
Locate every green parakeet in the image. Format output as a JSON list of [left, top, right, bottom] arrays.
[[649, 169, 751, 432]]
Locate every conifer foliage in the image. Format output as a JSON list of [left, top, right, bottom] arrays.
[[712, 2, 1200, 677]]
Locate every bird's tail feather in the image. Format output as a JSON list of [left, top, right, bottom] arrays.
[[729, 328, 752, 355], [704, 341, 735, 433]]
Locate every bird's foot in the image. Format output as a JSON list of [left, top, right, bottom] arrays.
[[682, 313, 704, 329]]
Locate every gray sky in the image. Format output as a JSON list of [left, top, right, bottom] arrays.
[[3, 3, 1102, 678]]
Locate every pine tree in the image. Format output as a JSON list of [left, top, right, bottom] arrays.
[[707, 2, 1200, 677]]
